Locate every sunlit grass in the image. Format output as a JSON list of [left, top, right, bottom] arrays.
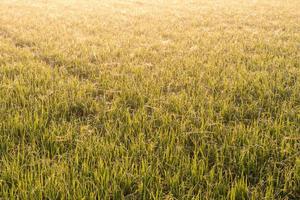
[[0, 0, 299, 199]]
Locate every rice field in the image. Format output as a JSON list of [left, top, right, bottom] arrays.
[[0, 0, 299, 199]]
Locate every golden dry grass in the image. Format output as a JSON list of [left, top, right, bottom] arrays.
[[0, 0, 299, 199]]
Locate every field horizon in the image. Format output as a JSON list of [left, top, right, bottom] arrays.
[[0, 0, 299, 199]]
